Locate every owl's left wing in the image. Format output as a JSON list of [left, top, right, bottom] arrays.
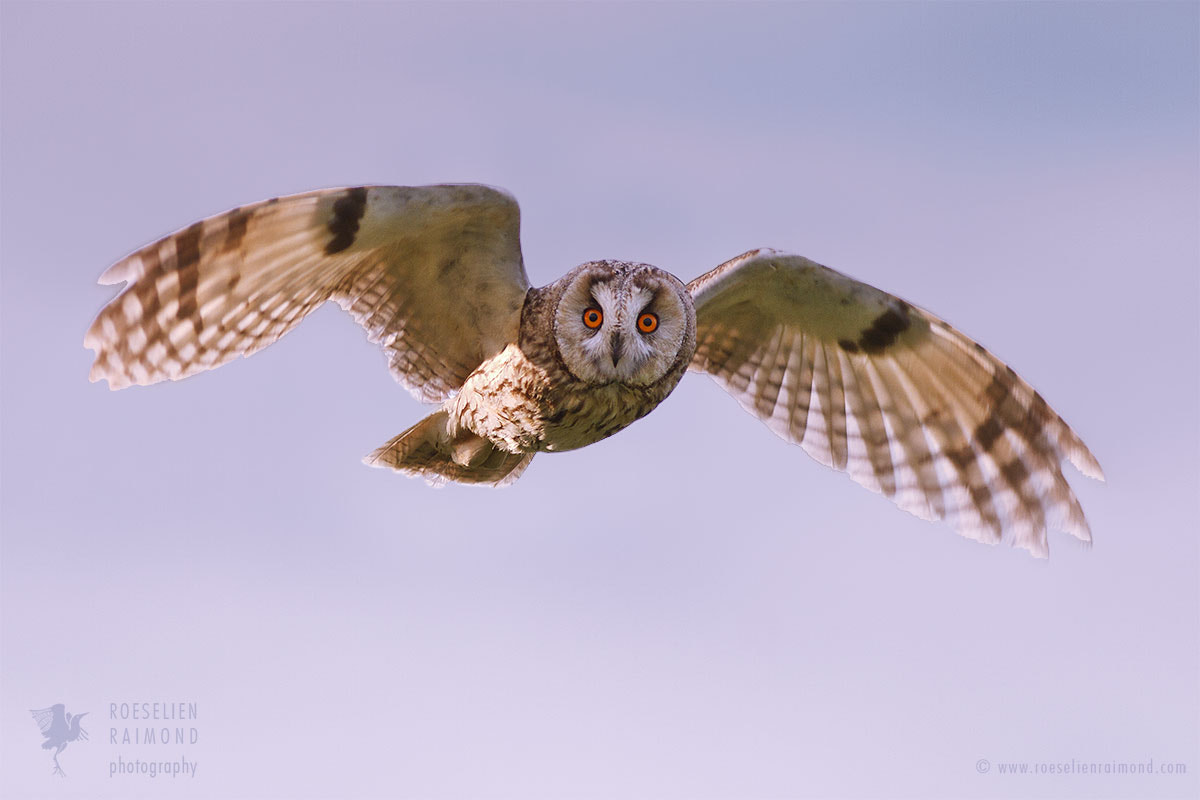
[[687, 249, 1103, 557], [86, 184, 529, 402]]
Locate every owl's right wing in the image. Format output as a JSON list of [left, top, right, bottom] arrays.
[[687, 249, 1103, 557], [85, 184, 529, 402]]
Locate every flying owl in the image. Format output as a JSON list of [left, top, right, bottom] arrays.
[[85, 184, 1103, 557]]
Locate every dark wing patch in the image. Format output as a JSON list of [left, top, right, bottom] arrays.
[[325, 187, 368, 255]]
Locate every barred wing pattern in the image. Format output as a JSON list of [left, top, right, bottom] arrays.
[[30, 707, 57, 736], [85, 184, 529, 402], [687, 250, 1103, 557]]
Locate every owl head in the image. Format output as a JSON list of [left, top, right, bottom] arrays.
[[552, 260, 696, 386]]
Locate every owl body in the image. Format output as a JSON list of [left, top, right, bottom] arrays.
[[379, 260, 697, 484], [446, 342, 682, 455], [85, 184, 1103, 557]]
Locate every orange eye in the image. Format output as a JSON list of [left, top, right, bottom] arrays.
[[637, 312, 658, 333], [582, 307, 603, 329]]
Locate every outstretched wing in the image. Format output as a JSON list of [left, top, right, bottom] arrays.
[[687, 249, 1103, 557], [85, 184, 529, 402], [30, 706, 58, 736]]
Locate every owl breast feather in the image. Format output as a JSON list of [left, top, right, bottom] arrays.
[[447, 344, 683, 455]]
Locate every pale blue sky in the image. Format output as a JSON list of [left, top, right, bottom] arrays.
[[2, 2, 1197, 798]]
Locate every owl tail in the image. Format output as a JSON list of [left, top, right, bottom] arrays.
[[363, 411, 534, 488]]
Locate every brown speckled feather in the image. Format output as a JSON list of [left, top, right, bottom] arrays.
[[85, 184, 529, 402], [687, 249, 1103, 557]]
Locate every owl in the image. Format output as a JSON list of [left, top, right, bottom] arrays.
[[85, 184, 1103, 557]]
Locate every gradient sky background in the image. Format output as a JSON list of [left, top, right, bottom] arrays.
[[2, 2, 1197, 798]]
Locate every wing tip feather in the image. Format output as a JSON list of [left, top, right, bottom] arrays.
[[1071, 450, 1106, 482]]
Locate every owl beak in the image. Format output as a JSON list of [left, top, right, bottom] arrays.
[[609, 331, 624, 367]]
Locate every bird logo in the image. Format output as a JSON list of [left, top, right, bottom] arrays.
[[30, 703, 88, 776]]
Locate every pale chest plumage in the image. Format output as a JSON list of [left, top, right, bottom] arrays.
[[447, 343, 679, 454]]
